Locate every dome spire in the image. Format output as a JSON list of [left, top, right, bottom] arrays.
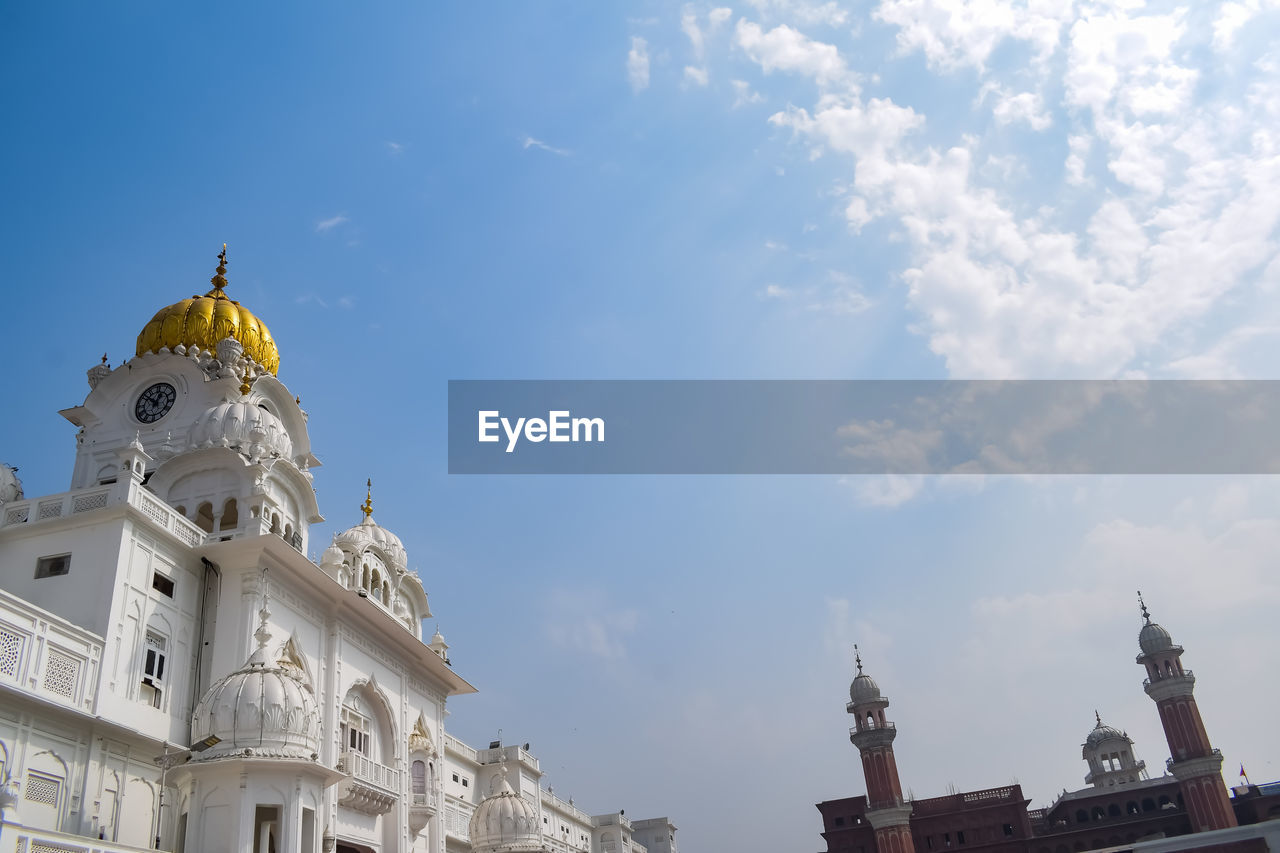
[[361, 478, 374, 520], [210, 244, 229, 295], [251, 570, 273, 664], [1138, 590, 1151, 624], [1095, 709, 1102, 727], [854, 643, 863, 675]]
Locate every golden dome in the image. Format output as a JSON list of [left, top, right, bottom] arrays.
[[135, 246, 280, 374]]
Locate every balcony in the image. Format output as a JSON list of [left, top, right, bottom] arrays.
[[0, 820, 159, 853], [0, 587, 102, 714], [336, 749, 400, 815]]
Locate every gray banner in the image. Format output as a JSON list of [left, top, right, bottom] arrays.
[[447, 380, 1280, 474]]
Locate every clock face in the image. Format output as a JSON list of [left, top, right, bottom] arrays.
[[135, 382, 177, 424]]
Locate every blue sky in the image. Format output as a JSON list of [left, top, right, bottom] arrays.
[[3, 3, 1280, 851]]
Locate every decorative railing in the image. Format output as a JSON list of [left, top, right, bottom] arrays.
[[912, 786, 1021, 815], [594, 813, 633, 830], [0, 588, 103, 714], [1143, 669, 1194, 688], [0, 483, 206, 549], [1, 485, 113, 529], [444, 733, 478, 761], [0, 820, 161, 853], [340, 749, 399, 792], [134, 491, 205, 546], [540, 786, 592, 823], [477, 744, 540, 770]]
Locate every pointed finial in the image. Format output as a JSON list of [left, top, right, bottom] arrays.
[[854, 643, 863, 675], [210, 244, 229, 294], [1138, 590, 1150, 623], [254, 569, 273, 654], [360, 479, 373, 519], [1095, 710, 1102, 727], [101, 353, 108, 365]]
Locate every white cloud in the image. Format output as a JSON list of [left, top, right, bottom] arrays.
[[386, 141, 403, 154], [988, 88, 1052, 131], [522, 135, 571, 156], [735, 20, 853, 90], [731, 78, 765, 107], [682, 6, 705, 59], [873, 0, 1069, 73], [544, 589, 640, 660], [683, 65, 709, 87], [838, 474, 925, 507], [725, 3, 1280, 378], [315, 215, 349, 233], [745, 0, 848, 27], [628, 36, 651, 92], [709, 7, 733, 28]]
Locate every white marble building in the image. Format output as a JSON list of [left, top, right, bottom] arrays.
[[0, 250, 678, 853]]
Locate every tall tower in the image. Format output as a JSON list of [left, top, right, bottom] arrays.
[[1136, 593, 1236, 832], [848, 647, 915, 853]]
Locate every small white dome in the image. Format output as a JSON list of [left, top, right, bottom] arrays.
[[0, 463, 22, 503], [468, 770, 543, 853], [321, 541, 345, 567], [850, 673, 881, 705], [336, 515, 407, 570], [189, 400, 293, 462], [1139, 621, 1175, 656], [190, 612, 320, 762]]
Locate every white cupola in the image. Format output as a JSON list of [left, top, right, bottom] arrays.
[[467, 764, 545, 853], [189, 590, 321, 762]]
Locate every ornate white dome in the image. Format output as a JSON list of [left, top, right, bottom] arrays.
[[0, 463, 22, 503], [189, 399, 293, 462], [190, 601, 320, 762], [467, 769, 543, 853], [321, 541, 345, 568], [336, 514, 407, 571], [1139, 620, 1175, 656], [850, 673, 881, 705], [1086, 720, 1128, 747]]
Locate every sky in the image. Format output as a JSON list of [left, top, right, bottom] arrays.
[[2, 2, 1280, 852]]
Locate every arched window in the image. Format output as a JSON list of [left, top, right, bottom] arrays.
[[1075, 810, 1088, 825], [270, 513, 281, 535], [195, 502, 215, 533], [1091, 806, 1105, 821], [1126, 801, 1139, 815], [1141, 798, 1155, 813], [1107, 804, 1120, 818], [220, 498, 238, 531], [412, 760, 427, 796]]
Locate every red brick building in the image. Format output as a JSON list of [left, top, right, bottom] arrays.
[[817, 602, 1280, 853]]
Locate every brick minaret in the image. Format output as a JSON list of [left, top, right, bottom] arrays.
[[848, 646, 915, 853], [1136, 593, 1236, 832]]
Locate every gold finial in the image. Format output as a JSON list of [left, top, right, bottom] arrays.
[[239, 375, 253, 397], [854, 643, 863, 675], [210, 243, 229, 294], [360, 478, 373, 519]]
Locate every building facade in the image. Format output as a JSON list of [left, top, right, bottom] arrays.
[[0, 250, 678, 853], [817, 607, 1280, 853]]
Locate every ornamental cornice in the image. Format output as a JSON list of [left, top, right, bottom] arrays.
[[865, 804, 913, 829], [1143, 673, 1196, 703], [1168, 751, 1224, 782], [850, 726, 897, 751]]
